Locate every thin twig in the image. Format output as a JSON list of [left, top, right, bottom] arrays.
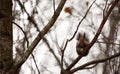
[[13, 22, 29, 46], [31, 54, 40, 74], [16, 0, 40, 31], [63, 0, 97, 51], [13, 22, 40, 74], [43, 38, 61, 67], [65, 0, 97, 70], [53, 0, 56, 15], [96, 41, 120, 45], [103, 0, 109, 17]]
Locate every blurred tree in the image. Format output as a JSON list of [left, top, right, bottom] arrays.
[[102, 1, 120, 74]]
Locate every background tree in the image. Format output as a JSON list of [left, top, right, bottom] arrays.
[[0, 0, 14, 73], [102, 1, 120, 74]]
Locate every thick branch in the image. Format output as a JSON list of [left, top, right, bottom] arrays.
[[10, 0, 67, 71]]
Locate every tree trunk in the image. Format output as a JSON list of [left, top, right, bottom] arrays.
[[0, 0, 14, 74]]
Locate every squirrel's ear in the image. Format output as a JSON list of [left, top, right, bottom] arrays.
[[76, 33, 81, 40], [83, 33, 89, 42]]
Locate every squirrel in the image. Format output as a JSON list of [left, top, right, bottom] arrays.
[[76, 33, 89, 56]]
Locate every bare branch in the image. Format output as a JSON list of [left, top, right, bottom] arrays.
[[88, 0, 119, 50], [53, 0, 56, 15], [16, 0, 40, 31], [68, 0, 120, 71], [65, 0, 97, 71], [43, 38, 61, 68], [10, 0, 67, 71], [13, 22, 29, 46], [96, 41, 120, 45], [31, 54, 40, 74], [13, 22, 40, 74], [82, 64, 98, 70], [71, 52, 120, 73]]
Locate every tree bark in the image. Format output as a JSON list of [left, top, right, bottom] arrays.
[[0, 0, 14, 74]]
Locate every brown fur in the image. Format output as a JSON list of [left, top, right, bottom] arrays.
[[76, 33, 89, 56]]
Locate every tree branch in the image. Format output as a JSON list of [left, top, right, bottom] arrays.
[[43, 38, 61, 68], [10, 0, 67, 71], [71, 52, 120, 73], [65, 0, 97, 70], [66, 0, 119, 71], [13, 22, 40, 74]]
